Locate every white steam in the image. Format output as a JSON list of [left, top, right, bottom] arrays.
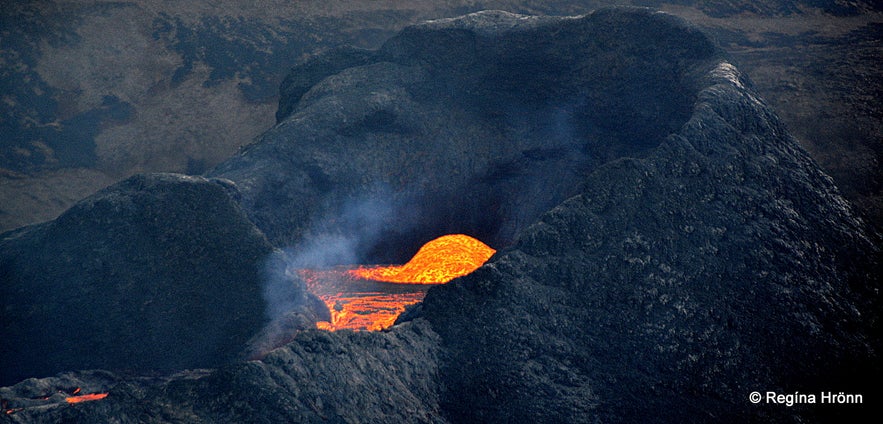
[[261, 189, 413, 321]]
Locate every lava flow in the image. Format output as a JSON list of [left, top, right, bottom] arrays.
[[2, 388, 108, 415], [349, 234, 496, 283], [303, 234, 495, 331], [65, 392, 108, 404]]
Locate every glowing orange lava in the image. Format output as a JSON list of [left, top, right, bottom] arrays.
[[303, 234, 495, 331], [348, 234, 496, 284], [1, 388, 109, 415], [301, 268, 431, 332], [319, 290, 425, 331], [65, 393, 108, 404]]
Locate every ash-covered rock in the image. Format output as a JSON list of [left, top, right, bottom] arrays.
[[0, 173, 322, 386]]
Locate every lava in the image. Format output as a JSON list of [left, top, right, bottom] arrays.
[[303, 234, 495, 331], [65, 393, 108, 404], [2, 388, 109, 415], [316, 290, 426, 331], [301, 269, 431, 331], [348, 234, 496, 284]]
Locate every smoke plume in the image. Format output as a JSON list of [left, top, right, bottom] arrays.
[[261, 188, 414, 322]]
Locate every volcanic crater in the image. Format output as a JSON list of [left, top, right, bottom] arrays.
[[1, 7, 879, 423], [210, 9, 717, 265]]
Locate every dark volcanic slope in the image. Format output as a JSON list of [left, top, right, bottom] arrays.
[[210, 8, 720, 264], [1, 8, 879, 423], [421, 59, 881, 422], [0, 174, 322, 386]]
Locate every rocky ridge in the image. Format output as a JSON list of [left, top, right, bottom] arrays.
[[0, 173, 324, 386]]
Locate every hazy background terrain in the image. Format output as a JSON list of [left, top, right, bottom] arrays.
[[2, 0, 880, 231]]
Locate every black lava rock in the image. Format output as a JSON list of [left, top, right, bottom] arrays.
[[1, 321, 443, 423], [420, 59, 881, 422], [0, 173, 321, 386]]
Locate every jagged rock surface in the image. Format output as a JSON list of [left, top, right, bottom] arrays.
[[1, 321, 443, 423], [420, 60, 881, 422], [0, 174, 322, 386], [2, 8, 879, 423]]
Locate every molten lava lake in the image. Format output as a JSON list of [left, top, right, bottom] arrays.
[[301, 234, 495, 331]]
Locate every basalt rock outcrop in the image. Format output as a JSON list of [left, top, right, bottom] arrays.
[[0, 173, 323, 387], [2, 8, 879, 423]]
